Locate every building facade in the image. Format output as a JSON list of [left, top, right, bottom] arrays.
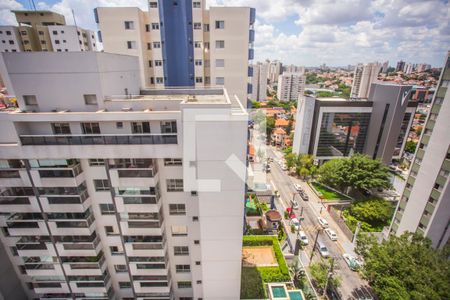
[[268, 60, 282, 86], [0, 52, 248, 299], [293, 83, 417, 163], [350, 62, 381, 99], [250, 61, 269, 102], [0, 10, 96, 53], [391, 52, 450, 249], [276, 72, 305, 102], [95, 1, 255, 102]]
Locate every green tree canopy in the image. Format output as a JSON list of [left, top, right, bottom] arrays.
[[318, 154, 392, 194], [310, 260, 341, 292], [404, 140, 417, 154], [349, 199, 393, 227], [356, 233, 450, 300]]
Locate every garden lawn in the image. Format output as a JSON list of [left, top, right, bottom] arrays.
[[311, 182, 350, 200], [240, 236, 291, 299]]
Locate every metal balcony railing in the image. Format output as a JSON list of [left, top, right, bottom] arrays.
[[20, 134, 178, 145]]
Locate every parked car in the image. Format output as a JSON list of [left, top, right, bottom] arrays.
[[294, 183, 303, 192], [286, 208, 296, 219], [290, 199, 299, 209], [290, 218, 300, 231], [317, 217, 329, 228], [315, 241, 330, 257], [324, 228, 338, 241], [298, 231, 309, 245], [281, 164, 288, 171], [300, 192, 309, 201], [343, 253, 362, 271]]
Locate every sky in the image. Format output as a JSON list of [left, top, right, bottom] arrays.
[[1, 0, 449, 67]]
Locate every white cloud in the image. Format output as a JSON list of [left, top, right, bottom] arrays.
[[0, 0, 24, 25]]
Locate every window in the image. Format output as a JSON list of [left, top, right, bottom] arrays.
[[115, 264, 128, 273], [164, 158, 182, 166], [94, 179, 110, 191], [105, 226, 115, 235], [53, 30, 58, 35], [63, 40, 66, 43], [195, 77, 203, 83], [55, 40, 60, 44], [172, 225, 188, 236], [156, 77, 164, 84], [127, 41, 137, 49], [195, 261, 201, 265], [131, 122, 150, 134], [196, 280, 202, 284], [215, 59, 224, 67], [41, 40, 46, 44], [81, 122, 100, 134], [192, 216, 199, 222], [167, 179, 183, 192], [84, 94, 97, 105], [150, 77, 155, 84], [6, 31, 11, 35], [88, 159, 104, 166], [155, 60, 162, 66], [52, 123, 71, 134], [169, 204, 186, 215], [215, 21, 225, 29], [145, 24, 150, 32], [204, 24, 210, 32], [174, 246, 189, 256], [149, 2, 158, 8], [38, 31, 44, 35], [153, 41, 161, 48], [100, 203, 115, 215], [110, 246, 122, 255], [161, 120, 177, 133], [204, 42, 210, 49], [195, 59, 202, 66], [193, 23, 202, 30], [176, 265, 191, 273], [193, 1, 201, 8], [147, 42, 151, 50], [124, 21, 134, 30], [205, 77, 210, 84], [116, 122, 123, 129], [194, 240, 200, 245], [215, 77, 225, 85], [215, 40, 225, 48], [119, 282, 131, 289], [23, 95, 37, 105], [151, 23, 160, 30], [178, 281, 192, 288], [194, 41, 202, 48], [148, 60, 153, 67]]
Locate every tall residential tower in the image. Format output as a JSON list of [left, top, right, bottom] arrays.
[[350, 62, 381, 99]]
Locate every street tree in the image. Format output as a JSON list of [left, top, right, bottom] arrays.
[[318, 154, 391, 195], [309, 260, 341, 293], [356, 232, 450, 300]]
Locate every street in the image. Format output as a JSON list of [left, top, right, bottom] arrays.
[[266, 147, 374, 300]]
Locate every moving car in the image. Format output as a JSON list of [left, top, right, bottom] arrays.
[[343, 253, 362, 271], [290, 199, 299, 209], [324, 228, 338, 241], [315, 241, 330, 257], [294, 183, 303, 192], [298, 231, 309, 245], [300, 192, 309, 201], [290, 218, 300, 231], [317, 217, 329, 228]]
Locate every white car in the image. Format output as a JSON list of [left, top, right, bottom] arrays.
[[324, 228, 338, 241], [317, 217, 329, 228], [281, 164, 288, 171], [298, 231, 309, 245], [290, 199, 299, 209], [290, 218, 300, 231], [294, 183, 302, 192], [343, 253, 362, 271], [316, 241, 330, 257]]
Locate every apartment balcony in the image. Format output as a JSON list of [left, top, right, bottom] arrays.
[[124, 238, 166, 257], [55, 234, 102, 257], [120, 220, 164, 236], [47, 213, 96, 236], [61, 252, 107, 276], [0, 169, 30, 187], [20, 133, 178, 146], [133, 278, 171, 295], [116, 195, 161, 213], [68, 272, 111, 294], [6, 218, 48, 236], [33, 282, 71, 295], [0, 195, 40, 213], [110, 170, 159, 187], [29, 164, 85, 187], [17, 237, 56, 257], [40, 193, 91, 213], [129, 262, 170, 276], [24, 262, 65, 277]]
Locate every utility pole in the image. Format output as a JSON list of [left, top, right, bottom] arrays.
[[352, 221, 361, 244], [300, 206, 304, 217], [309, 228, 321, 265], [323, 257, 335, 296]]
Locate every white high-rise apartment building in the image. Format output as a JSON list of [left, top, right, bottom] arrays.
[[391, 52, 450, 249], [276, 72, 305, 102], [0, 10, 96, 53], [95, 1, 255, 102], [0, 52, 248, 300], [250, 61, 269, 102], [283, 64, 304, 74], [350, 62, 381, 99], [404, 63, 414, 75], [268, 60, 282, 86]]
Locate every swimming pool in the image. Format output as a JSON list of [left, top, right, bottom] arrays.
[[271, 286, 288, 298], [288, 291, 304, 300]]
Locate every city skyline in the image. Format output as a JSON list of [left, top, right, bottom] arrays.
[[1, 0, 449, 67]]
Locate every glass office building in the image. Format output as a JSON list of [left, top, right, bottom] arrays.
[[316, 112, 371, 157]]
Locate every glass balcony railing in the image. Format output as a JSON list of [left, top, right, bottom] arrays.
[[20, 134, 177, 145]]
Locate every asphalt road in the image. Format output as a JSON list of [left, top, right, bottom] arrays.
[[266, 147, 374, 300]]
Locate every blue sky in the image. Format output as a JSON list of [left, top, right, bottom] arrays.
[[2, 0, 450, 67]]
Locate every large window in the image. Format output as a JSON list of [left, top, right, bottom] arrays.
[[215, 40, 225, 49], [81, 123, 100, 134], [316, 112, 371, 157], [160, 121, 177, 133], [174, 246, 189, 256], [176, 265, 191, 273], [124, 21, 134, 30], [177, 281, 192, 288], [215, 21, 225, 29], [52, 123, 71, 134], [169, 204, 186, 215], [131, 122, 150, 134], [94, 179, 109, 191], [23, 95, 37, 105], [167, 179, 183, 192], [84, 94, 97, 105], [164, 158, 182, 166], [171, 225, 188, 236]]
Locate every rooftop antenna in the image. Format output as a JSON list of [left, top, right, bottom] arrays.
[[71, 9, 78, 27], [31, 0, 36, 10]]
